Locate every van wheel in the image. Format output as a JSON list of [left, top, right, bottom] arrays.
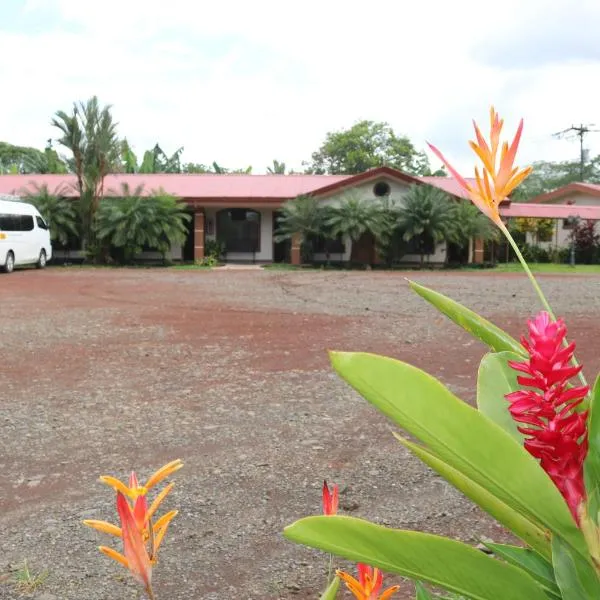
[[2, 251, 14, 273], [36, 250, 47, 269]]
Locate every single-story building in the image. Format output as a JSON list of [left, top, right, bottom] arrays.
[[1, 168, 599, 265]]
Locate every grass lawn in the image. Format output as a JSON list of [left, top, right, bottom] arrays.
[[489, 263, 600, 274]]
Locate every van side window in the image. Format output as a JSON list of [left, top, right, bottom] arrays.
[[36, 216, 48, 230], [21, 215, 34, 231], [0, 214, 19, 231]]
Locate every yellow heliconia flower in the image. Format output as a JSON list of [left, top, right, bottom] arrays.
[[428, 106, 533, 226], [99, 459, 183, 500]]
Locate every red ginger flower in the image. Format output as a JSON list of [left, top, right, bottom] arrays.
[[505, 311, 589, 519], [322, 480, 339, 516], [336, 564, 400, 600]]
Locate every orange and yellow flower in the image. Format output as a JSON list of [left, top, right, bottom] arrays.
[[428, 106, 532, 225], [83, 459, 182, 597], [337, 563, 400, 600]]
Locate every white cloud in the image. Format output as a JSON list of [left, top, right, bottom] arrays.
[[1, 0, 600, 176]]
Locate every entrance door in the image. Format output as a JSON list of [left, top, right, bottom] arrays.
[[272, 210, 290, 263]]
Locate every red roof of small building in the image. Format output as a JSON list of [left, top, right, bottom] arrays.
[[500, 202, 600, 219], [531, 182, 600, 204]]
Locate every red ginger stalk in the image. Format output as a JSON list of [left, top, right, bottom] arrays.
[[505, 311, 589, 520]]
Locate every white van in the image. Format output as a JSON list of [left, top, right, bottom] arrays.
[[0, 199, 52, 273]]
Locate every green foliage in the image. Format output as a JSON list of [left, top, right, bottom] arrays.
[[19, 183, 78, 246], [0, 141, 67, 174], [52, 96, 120, 249], [397, 185, 455, 265], [477, 351, 524, 443], [284, 516, 549, 600], [408, 281, 525, 355], [204, 239, 225, 261], [267, 159, 286, 174], [552, 535, 600, 598], [305, 120, 431, 175], [450, 202, 498, 253], [95, 184, 190, 263], [320, 576, 340, 599], [513, 218, 555, 243]]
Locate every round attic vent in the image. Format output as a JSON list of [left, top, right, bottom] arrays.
[[373, 181, 391, 197]]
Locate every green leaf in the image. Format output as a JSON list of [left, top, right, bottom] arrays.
[[477, 351, 524, 443], [584, 375, 600, 519], [394, 433, 550, 558], [415, 581, 434, 599], [320, 576, 340, 600], [408, 281, 525, 356], [552, 535, 600, 599], [484, 543, 559, 596], [329, 351, 587, 559], [284, 516, 548, 600]]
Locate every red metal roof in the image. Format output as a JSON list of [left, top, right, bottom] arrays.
[[0, 168, 480, 202], [531, 182, 600, 204], [0, 173, 351, 200], [500, 202, 600, 219]]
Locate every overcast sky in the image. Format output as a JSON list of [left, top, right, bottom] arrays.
[[2, 0, 600, 174]]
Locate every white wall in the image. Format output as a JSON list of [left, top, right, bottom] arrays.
[[205, 207, 274, 262]]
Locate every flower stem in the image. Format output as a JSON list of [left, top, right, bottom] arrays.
[[499, 223, 587, 389], [145, 584, 156, 600]]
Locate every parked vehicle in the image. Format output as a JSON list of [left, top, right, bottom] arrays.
[[0, 199, 52, 273]]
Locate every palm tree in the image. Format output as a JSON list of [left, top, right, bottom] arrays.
[[449, 201, 498, 263], [325, 192, 389, 264], [52, 96, 120, 254], [96, 183, 190, 264], [267, 160, 286, 174], [19, 183, 78, 246], [274, 195, 328, 263], [397, 185, 455, 267]]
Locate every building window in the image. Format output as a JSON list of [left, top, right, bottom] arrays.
[[373, 181, 391, 197], [216, 208, 261, 253]]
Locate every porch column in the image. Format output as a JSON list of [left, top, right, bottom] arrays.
[[291, 233, 302, 265], [473, 237, 484, 264], [194, 210, 205, 262]]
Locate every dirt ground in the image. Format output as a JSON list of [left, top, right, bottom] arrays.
[[1, 267, 600, 600]]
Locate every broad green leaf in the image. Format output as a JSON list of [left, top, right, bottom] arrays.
[[330, 351, 587, 559], [394, 433, 550, 558], [477, 351, 524, 443], [284, 516, 548, 600], [415, 581, 434, 599], [484, 543, 559, 596], [584, 375, 600, 519], [552, 535, 600, 599], [408, 280, 525, 356], [320, 576, 339, 600]]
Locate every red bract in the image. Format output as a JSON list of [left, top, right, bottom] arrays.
[[506, 311, 589, 520], [322, 480, 339, 516]]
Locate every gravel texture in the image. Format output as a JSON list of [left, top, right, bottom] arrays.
[[1, 267, 600, 599]]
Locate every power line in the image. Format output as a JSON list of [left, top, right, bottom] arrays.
[[553, 123, 600, 180]]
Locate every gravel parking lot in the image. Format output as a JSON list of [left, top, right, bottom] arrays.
[[2, 267, 600, 599]]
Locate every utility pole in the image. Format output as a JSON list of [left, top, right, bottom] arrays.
[[553, 124, 600, 180]]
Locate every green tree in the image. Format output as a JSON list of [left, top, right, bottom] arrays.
[[120, 138, 139, 173], [305, 120, 431, 175], [267, 160, 286, 174], [52, 96, 120, 254], [449, 201, 498, 263], [19, 183, 78, 246], [96, 183, 190, 264], [274, 195, 328, 262], [397, 185, 455, 267], [0, 140, 67, 174], [138, 144, 184, 173], [211, 161, 252, 174], [326, 192, 390, 264]]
